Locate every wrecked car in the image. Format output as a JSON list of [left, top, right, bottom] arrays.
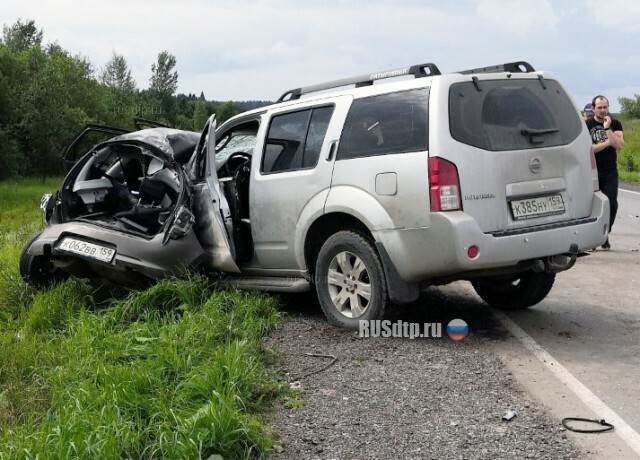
[[22, 61, 610, 329], [21, 123, 203, 287]]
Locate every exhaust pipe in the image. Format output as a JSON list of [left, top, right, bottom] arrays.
[[543, 243, 579, 274]]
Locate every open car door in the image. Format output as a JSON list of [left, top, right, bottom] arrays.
[[189, 115, 240, 273], [63, 124, 130, 172]]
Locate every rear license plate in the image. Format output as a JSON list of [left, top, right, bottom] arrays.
[[56, 237, 116, 263], [510, 194, 565, 220]]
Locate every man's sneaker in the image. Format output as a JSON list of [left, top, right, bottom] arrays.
[[602, 239, 611, 251]]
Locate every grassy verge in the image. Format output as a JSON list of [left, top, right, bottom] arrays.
[[0, 178, 61, 316], [0, 179, 283, 459], [619, 118, 640, 183]]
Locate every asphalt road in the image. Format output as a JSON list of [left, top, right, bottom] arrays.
[[454, 186, 640, 458], [504, 187, 639, 454], [270, 186, 640, 459], [505, 187, 640, 427]]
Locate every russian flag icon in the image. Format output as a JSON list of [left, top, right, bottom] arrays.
[[447, 319, 468, 341]]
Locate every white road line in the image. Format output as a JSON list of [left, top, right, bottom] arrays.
[[492, 309, 640, 456], [620, 188, 640, 196]]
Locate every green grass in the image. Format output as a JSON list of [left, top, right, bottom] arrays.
[[618, 118, 640, 183], [0, 179, 284, 459], [0, 178, 60, 317]]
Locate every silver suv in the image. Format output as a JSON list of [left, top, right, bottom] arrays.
[[22, 61, 609, 328]]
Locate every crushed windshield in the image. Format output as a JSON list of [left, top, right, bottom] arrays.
[[215, 132, 257, 164]]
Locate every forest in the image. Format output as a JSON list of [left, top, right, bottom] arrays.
[[0, 19, 270, 180]]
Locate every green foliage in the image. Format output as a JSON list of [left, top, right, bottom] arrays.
[[0, 18, 273, 181], [0, 281, 281, 458], [0, 180, 284, 458], [1, 18, 42, 51], [193, 100, 216, 131], [0, 127, 22, 178], [619, 95, 640, 120], [99, 51, 136, 92], [618, 118, 640, 183], [0, 35, 99, 179], [0, 178, 60, 317], [217, 101, 243, 124], [149, 50, 178, 96]]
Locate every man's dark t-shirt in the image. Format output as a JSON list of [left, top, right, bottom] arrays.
[[586, 117, 623, 176]]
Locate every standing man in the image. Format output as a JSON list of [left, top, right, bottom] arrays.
[[586, 95, 624, 250], [583, 103, 594, 121]]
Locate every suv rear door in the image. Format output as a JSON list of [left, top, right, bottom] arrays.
[[329, 88, 432, 230], [435, 74, 592, 234]]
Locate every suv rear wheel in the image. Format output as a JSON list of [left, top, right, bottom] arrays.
[[315, 231, 388, 329], [471, 271, 555, 310]]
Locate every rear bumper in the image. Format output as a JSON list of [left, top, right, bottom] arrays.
[[28, 221, 204, 280], [375, 192, 609, 283]]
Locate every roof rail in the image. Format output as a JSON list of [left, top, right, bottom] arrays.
[[457, 61, 535, 75], [277, 62, 441, 102]]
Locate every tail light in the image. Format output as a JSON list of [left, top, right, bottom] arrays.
[[429, 157, 462, 211], [589, 146, 599, 192]]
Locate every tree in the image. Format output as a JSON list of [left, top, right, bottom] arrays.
[[100, 51, 136, 92], [619, 95, 640, 119], [18, 44, 95, 179], [149, 50, 178, 95], [192, 100, 214, 131], [215, 101, 242, 124], [2, 18, 42, 50]]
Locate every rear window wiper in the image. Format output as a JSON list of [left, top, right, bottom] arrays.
[[520, 127, 559, 144], [520, 127, 558, 135]]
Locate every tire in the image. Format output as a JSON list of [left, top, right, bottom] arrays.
[[315, 231, 388, 329], [471, 271, 555, 310], [19, 232, 68, 289]]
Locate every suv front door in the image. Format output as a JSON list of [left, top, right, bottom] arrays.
[[190, 115, 240, 273], [249, 96, 352, 270]]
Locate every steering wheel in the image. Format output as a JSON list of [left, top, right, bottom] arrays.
[[219, 151, 251, 177]]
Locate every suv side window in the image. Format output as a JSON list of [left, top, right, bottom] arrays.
[[449, 79, 582, 151], [337, 88, 429, 161], [262, 106, 334, 174]]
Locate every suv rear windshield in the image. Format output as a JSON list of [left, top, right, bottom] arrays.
[[449, 79, 582, 151]]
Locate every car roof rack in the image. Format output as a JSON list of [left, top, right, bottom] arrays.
[[277, 62, 441, 102], [276, 60, 536, 102], [457, 61, 535, 75]]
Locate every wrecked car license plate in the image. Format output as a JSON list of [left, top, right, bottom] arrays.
[[56, 237, 116, 263]]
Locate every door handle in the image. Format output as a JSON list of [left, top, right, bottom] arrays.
[[326, 141, 338, 161]]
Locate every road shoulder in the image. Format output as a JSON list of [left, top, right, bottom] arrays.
[[266, 312, 582, 459]]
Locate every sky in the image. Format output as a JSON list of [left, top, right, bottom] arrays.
[[2, 0, 640, 112]]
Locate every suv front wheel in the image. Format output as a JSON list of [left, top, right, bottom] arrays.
[[315, 231, 388, 329], [471, 271, 555, 310]]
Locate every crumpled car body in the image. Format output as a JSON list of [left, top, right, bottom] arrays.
[[20, 123, 223, 288]]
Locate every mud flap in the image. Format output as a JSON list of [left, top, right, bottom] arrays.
[[375, 242, 420, 305]]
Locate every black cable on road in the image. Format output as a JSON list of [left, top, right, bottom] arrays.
[[562, 417, 614, 433]]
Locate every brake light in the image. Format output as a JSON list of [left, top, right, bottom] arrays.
[[429, 157, 462, 211], [589, 146, 599, 192]]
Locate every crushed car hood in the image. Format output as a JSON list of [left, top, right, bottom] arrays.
[[107, 128, 200, 164]]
